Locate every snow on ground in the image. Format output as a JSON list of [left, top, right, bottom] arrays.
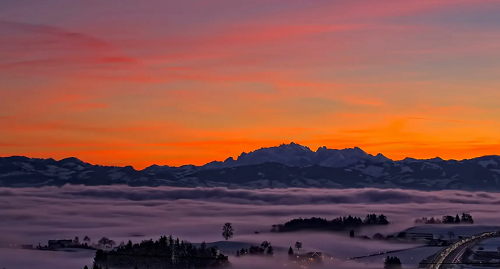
[[361, 165, 385, 177], [421, 163, 442, 170], [303, 178, 322, 187], [479, 159, 498, 168], [358, 246, 443, 268], [0, 248, 94, 269], [3, 186, 500, 268], [472, 237, 500, 251], [0, 171, 30, 178], [400, 166, 414, 173], [401, 225, 500, 239]]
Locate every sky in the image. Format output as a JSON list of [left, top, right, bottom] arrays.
[[1, 0, 500, 169]]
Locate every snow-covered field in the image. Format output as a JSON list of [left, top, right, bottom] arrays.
[[357, 246, 444, 268], [0, 248, 95, 269], [471, 237, 500, 252], [2, 186, 500, 269]]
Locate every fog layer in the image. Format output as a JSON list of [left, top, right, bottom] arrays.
[[2, 186, 500, 269]]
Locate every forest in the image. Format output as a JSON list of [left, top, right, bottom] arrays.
[[271, 214, 390, 232], [89, 235, 229, 269], [414, 213, 474, 224]]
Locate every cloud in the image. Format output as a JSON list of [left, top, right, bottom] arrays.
[[2, 0, 500, 169], [2, 185, 500, 268], [0, 20, 139, 75]]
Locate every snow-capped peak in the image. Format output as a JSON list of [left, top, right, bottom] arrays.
[[201, 143, 389, 168]]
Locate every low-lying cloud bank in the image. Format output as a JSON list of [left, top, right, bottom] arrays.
[[2, 185, 500, 269], [2, 185, 500, 205]]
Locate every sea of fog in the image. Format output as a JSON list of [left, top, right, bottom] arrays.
[[2, 186, 500, 269]]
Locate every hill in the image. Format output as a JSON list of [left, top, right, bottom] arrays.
[[1, 143, 500, 191]]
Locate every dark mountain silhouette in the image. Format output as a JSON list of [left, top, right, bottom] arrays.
[[1, 143, 500, 190]]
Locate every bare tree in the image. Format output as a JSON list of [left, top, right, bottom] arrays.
[[98, 237, 111, 248], [448, 231, 455, 240], [83, 236, 91, 245], [295, 241, 302, 251], [222, 223, 234, 241]]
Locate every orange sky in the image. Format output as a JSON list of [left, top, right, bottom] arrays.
[[1, 0, 500, 169]]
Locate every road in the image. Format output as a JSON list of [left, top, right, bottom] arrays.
[[431, 231, 500, 269], [347, 245, 427, 260]]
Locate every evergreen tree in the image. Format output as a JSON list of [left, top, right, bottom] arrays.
[[267, 245, 274, 255], [384, 256, 402, 269], [448, 231, 455, 240], [288, 247, 294, 255], [455, 214, 461, 223]]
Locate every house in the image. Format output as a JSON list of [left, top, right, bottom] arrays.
[[289, 252, 323, 264], [48, 239, 74, 249], [408, 233, 434, 240]]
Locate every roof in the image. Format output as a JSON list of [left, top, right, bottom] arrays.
[[295, 251, 323, 258], [49, 239, 73, 244]]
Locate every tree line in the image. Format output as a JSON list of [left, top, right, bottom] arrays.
[[414, 213, 474, 224], [384, 256, 402, 269], [90, 235, 229, 269], [271, 214, 389, 232], [236, 241, 274, 257]]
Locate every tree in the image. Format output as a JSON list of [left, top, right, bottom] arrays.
[[222, 223, 234, 241], [98, 237, 111, 248], [373, 233, 385, 240], [384, 256, 402, 269], [74, 237, 80, 245], [448, 231, 455, 240], [236, 250, 240, 257], [288, 247, 294, 256], [443, 215, 455, 224], [295, 241, 302, 251], [267, 245, 274, 255], [455, 214, 461, 223], [261, 241, 271, 249], [461, 213, 474, 224], [84, 236, 91, 245], [108, 240, 116, 249]]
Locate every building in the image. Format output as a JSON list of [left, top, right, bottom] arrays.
[[407, 233, 434, 240], [289, 252, 324, 264], [48, 239, 74, 249]]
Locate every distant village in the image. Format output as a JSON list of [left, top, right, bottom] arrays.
[[8, 215, 486, 269], [18, 236, 113, 252]]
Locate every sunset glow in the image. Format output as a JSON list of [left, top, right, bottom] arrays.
[[1, 0, 500, 168]]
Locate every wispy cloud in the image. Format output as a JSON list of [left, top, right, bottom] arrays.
[[1, 0, 500, 166]]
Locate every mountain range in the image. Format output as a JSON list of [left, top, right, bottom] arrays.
[[1, 142, 500, 191]]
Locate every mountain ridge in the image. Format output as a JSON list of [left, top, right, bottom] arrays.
[[1, 143, 499, 191], [2, 142, 492, 170]]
